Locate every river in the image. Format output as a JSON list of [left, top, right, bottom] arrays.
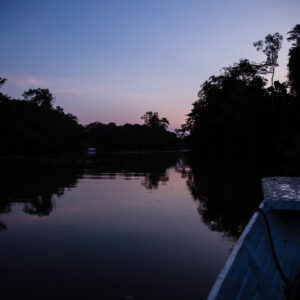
[[0, 152, 262, 299]]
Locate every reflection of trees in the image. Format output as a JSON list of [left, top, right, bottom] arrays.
[[1, 153, 264, 238], [179, 155, 262, 239], [87, 152, 263, 238], [0, 160, 83, 229], [175, 158, 191, 179], [141, 171, 169, 189], [23, 194, 54, 216], [86, 152, 186, 190], [0, 153, 185, 229], [0, 221, 7, 231], [0, 151, 266, 239]]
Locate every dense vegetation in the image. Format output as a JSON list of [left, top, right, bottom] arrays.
[[84, 112, 179, 151], [180, 25, 300, 166], [0, 83, 180, 154], [1, 24, 299, 160], [0, 83, 85, 155]]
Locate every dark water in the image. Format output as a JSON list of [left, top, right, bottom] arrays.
[[0, 153, 262, 300]]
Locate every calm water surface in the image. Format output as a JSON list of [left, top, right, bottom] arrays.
[[0, 153, 261, 299]]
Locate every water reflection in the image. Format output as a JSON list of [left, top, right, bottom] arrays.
[[184, 155, 263, 238], [0, 153, 265, 299], [0, 153, 263, 239], [0, 154, 182, 229], [0, 160, 84, 228], [0, 220, 7, 230], [86, 152, 180, 189]]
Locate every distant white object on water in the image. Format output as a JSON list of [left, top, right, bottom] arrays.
[[87, 147, 96, 155]]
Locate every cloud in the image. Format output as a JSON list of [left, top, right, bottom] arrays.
[[16, 76, 46, 87]]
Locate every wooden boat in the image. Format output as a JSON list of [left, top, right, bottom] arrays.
[[208, 177, 300, 300]]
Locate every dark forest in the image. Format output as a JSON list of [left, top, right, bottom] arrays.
[[1, 25, 300, 169]]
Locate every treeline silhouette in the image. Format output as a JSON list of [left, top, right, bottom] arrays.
[[84, 113, 178, 151], [179, 25, 300, 166], [1, 25, 299, 159], [0, 84, 86, 155], [0, 80, 180, 154]]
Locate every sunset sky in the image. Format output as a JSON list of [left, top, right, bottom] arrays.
[[1, 0, 299, 130]]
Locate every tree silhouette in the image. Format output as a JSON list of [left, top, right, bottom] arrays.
[[287, 24, 300, 97], [0, 84, 85, 154], [0, 77, 7, 88], [0, 77, 10, 102], [85, 114, 178, 151], [183, 58, 268, 158], [141, 111, 169, 130], [23, 88, 55, 109], [253, 32, 283, 87], [287, 24, 300, 46], [181, 27, 300, 165]]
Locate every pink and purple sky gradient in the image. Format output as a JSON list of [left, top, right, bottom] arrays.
[[1, 0, 299, 131]]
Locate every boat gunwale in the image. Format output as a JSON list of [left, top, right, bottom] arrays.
[[207, 203, 263, 299]]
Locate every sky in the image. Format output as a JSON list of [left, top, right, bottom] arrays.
[[1, 0, 300, 130]]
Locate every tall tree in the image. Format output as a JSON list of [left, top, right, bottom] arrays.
[[253, 32, 283, 87], [141, 111, 169, 130], [287, 24, 300, 97], [0, 77, 9, 101], [23, 88, 54, 109], [182, 58, 270, 157]]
